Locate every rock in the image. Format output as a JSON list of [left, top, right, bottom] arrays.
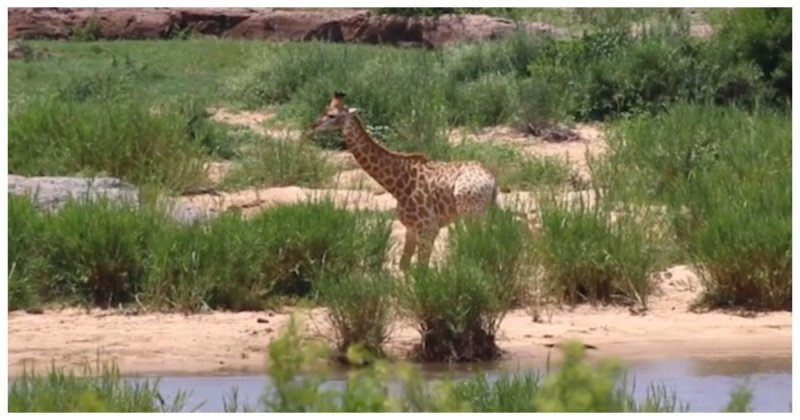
[[159, 197, 218, 224], [8, 8, 562, 47], [8, 174, 215, 224], [8, 174, 139, 211]]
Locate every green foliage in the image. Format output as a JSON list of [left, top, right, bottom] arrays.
[[8, 196, 392, 311], [601, 104, 791, 310], [536, 195, 658, 306], [715, 8, 791, 104], [401, 208, 530, 361], [223, 136, 335, 189], [528, 28, 766, 121], [723, 385, 754, 412], [8, 195, 46, 310], [8, 97, 209, 193], [316, 271, 395, 360], [8, 362, 188, 412], [68, 19, 103, 42], [35, 199, 162, 307], [248, 324, 744, 412], [56, 54, 162, 103]]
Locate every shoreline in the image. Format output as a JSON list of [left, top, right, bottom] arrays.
[[8, 265, 791, 379], [8, 305, 791, 379]]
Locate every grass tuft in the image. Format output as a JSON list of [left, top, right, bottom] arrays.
[[401, 208, 530, 361]]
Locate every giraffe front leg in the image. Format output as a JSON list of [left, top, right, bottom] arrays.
[[399, 227, 418, 271], [415, 225, 440, 268]]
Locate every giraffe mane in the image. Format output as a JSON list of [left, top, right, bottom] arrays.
[[349, 113, 430, 163]]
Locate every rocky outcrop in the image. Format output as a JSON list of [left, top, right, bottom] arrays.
[[8, 174, 216, 223], [8, 8, 561, 47]]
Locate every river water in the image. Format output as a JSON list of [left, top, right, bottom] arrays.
[[146, 355, 792, 412]]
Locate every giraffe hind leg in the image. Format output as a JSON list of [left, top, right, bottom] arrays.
[[399, 227, 418, 271], [415, 224, 439, 268]]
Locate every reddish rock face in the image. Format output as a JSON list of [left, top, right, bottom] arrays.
[[8, 8, 560, 47]]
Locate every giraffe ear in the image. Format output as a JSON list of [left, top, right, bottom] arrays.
[[347, 107, 359, 114]]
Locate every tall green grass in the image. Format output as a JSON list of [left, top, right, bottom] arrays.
[[400, 208, 531, 361], [535, 194, 659, 306], [8, 195, 46, 310], [600, 104, 790, 310], [8, 195, 392, 311], [236, 21, 775, 139], [223, 136, 336, 189], [9, 362, 188, 412], [9, 97, 210, 193], [315, 271, 395, 361]]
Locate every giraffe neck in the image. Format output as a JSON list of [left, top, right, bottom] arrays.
[[342, 115, 425, 196]]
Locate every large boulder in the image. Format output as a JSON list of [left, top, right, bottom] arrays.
[[8, 174, 216, 223], [8, 8, 561, 47]]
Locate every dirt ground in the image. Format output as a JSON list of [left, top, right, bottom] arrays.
[[7, 265, 791, 377]]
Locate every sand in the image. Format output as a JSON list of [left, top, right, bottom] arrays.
[[7, 265, 791, 378]]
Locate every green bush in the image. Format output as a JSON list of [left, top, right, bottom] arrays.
[[146, 201, 393, 310], [56, 55, 162, 103], [36, 199, 162, 307], [715, 8, 791, 104], [8, 97, 209, 193], [536, 195, 658, 306], [8, 195, 393, 311], [253, 201, 393, 298], [528, 28, 766, 121], [8, 195, 46, 310], [316, 271, 395, 360], [600, 104, 791, 310], [400, 208, 530, 361]]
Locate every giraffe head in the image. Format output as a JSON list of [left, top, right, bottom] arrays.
[[311, 92, 357, 133]]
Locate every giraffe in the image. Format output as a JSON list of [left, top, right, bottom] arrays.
[[311, 92, 499, 270]]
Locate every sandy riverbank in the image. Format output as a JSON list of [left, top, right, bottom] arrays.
[[7, 265, 791, 378]]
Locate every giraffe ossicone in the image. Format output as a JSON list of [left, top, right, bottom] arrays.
[[311, 92, 499, 270]]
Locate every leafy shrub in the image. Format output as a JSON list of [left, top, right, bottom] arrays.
[[453, 73, 518, 127], [535, 195, 658, 306], [316, 271, 395, 360], [600, 104, 791, 310], [35, 199, 162, 308], [8, 195, 46, 310], [715, 8, 791, 104], [528, 27, 767, 121], [253, 323, 748, 412], [400, 208, 530, 361]]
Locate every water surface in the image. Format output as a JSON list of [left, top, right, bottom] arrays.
[[148, 356, 791, 412]]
